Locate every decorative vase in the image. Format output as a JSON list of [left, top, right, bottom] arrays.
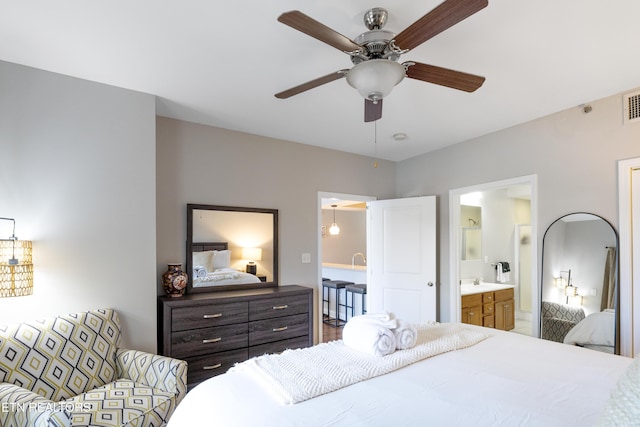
[[162, 263, 188, 297]]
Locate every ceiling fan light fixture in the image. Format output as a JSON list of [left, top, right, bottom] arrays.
[[346, 59, 405, 102]]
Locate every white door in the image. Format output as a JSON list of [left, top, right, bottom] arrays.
[[367, 196, 437, 323]]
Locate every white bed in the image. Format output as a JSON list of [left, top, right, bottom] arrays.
[[168, 324, 633, 427], [191, 244, 262, 287], [564, 309, 616, 353]]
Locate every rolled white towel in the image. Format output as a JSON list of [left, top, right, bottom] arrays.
[[342, 317, 397, 357], [393, 319, 418, 350], [349, 312, 398, 330], [193, 266, 207, 279]]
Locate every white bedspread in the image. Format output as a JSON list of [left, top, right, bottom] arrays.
[[230, 322, 488, 404], [168, 324, 632, 427], [564, 310, 615, 349]]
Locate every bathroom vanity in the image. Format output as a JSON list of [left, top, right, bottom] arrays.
[[461, 283, 515, 331]]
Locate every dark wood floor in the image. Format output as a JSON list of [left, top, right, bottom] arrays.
[[322, 323, 343, 342]]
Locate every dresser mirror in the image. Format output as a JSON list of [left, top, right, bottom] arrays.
[[186, 204, 278, 293], [540, 213, 618, 354]]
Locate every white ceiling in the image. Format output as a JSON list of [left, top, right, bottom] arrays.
[[2, 0, 640, 161]]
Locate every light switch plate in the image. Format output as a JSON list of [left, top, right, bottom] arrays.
[[301, 253, 311, 264]]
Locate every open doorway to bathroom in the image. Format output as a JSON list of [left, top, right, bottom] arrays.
[[449, 175, 539, 338], [317, 192, 375, 343]]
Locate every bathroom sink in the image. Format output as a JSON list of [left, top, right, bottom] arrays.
[[460, 282, 514, 295]]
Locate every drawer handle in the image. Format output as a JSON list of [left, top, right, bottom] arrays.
[[203, 313, 223, 319], [272, 305, 289, 310], [203, 363, 222, 370], [272, 326, 288, 332], [202, 337, 222, 344]]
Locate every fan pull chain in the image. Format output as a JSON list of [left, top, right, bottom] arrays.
[[373, 120, 378, 168]]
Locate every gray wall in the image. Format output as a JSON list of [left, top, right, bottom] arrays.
[[321, 209, 367, 265], [0, 61, 157, 352], [397, 90, 640, 321], [155, 117, 396, 340]]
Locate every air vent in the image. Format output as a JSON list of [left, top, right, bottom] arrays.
[[623, 90, 640, 124]]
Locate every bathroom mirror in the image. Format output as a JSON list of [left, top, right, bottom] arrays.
[[186, 204, 278, 293], [461, 205, 481, 261], [540, 213, 618, 354]]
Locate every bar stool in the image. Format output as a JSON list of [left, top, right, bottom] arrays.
[[322, 280, 353, 327], [345, 284, 367, 319]]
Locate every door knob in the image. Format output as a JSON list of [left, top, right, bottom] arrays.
[[427, 282, 434, 287]]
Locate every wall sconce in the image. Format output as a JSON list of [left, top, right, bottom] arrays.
[[242, 247, 262, 275], [565, 282, 582, 305], [0, 217, 33, 297], [329, 205, 340, 236], [555, 270, 571, 291], [554, 277, 567, 289]]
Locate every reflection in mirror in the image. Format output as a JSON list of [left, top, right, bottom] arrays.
[[461, 204, 481, 261], [540, 213, 618, 354], [186, 204, 278, 293]]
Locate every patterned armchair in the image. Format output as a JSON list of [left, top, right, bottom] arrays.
[[541, 301, 586, 343], [0, 309, 187, 427]]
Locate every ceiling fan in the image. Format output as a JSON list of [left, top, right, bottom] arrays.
[[275, 0, 488, 122]]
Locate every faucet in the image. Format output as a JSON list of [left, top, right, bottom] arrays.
[[473, 278, 480, 286], [352, 252, 367, 268]]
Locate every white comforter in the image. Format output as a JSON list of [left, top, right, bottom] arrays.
[[168, 324, 631, 427], [564, 310, 615, 350], [192, 267, 261, 287]]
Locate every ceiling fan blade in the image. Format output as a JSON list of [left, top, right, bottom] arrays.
[[278, 11, 362, 53], [406, 62, 485, 92], [275, 70, 348, 99], [364, 99, 383, 122], [394, 0, 488, 51]]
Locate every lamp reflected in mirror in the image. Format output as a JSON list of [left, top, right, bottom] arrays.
[[242, 247, 262, 275]]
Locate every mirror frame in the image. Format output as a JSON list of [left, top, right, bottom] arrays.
[[540, 212, 619, 354], [186, 204, 278, 294]]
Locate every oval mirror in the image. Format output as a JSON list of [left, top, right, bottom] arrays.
[[540, 213, 618, 354]]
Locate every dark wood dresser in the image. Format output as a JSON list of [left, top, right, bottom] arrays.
[[158, 285, 313, 389]]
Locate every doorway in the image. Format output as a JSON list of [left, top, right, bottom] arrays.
[[449, 175, 539, 337], [317, 192, 375, 343]]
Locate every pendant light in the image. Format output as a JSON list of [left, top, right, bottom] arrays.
[[329, 205, 340, 235]]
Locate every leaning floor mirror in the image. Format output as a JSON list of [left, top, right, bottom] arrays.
[[540, 213, 618, 354]]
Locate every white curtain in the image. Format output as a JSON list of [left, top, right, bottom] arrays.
[[600, 247, 616, 310]]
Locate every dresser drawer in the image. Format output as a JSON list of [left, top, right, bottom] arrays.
[[495, 288, 514, 302], [249, 294, 310, 321], [249, 313, 309, 346], [172, 302, 248, 331], [186, 348, 249, 386], [461, 293, 482, 308], [483, 302, 494, 315], [172, 323, 248, 358], [249, 335, 311, 358], [483, 315, 495, 328], [482, 292, 494, 304]]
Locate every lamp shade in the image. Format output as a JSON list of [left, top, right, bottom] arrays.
[[565, 285, 578, 297], [346, 59, 406, 101], [0, 240, 33, 297], [242, 247, 262, 261]]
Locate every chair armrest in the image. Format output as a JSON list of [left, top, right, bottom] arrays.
[[116, 349, 188, 405], [0, 383, 71, 427], [541, 318, 578, 343]]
